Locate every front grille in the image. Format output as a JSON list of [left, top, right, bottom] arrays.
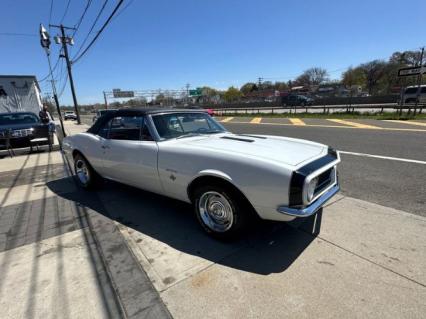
[[11, 129, 33, 138], [314, 167, 335, 196]]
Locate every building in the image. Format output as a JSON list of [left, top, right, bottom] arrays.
[[0, 75, 43, 114]]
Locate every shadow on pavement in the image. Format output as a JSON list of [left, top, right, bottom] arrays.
[[47, 177, 320, 275]]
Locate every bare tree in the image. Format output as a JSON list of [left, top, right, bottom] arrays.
[[296, 67, 329, 86], [359, 60, 386, 94]]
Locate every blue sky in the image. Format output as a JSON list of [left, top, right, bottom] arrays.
[[1, 0, 424, 105]]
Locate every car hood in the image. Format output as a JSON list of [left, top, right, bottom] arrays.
[[0, 123, 42, 131], [179, 133, 326, 166]]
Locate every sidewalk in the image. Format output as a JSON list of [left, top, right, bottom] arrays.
[[0, 151, 122, 318]]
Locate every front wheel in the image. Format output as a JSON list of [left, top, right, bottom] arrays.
[[193, 185, 251, 240]]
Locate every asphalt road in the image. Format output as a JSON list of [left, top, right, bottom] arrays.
[[79, 115, 425, 217], [224, 122, 426, 217]]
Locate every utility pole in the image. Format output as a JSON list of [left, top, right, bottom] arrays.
[[39, 24, 66, 137], [50, 24, 81, 124], [414, 47, 424, 115], [103, 91, 108, 109]]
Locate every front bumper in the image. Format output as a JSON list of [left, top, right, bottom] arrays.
[[277, 184, 340, 217]]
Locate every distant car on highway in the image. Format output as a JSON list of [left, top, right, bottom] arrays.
[[92, 109, 117, 122], [402, 85, 426, 104], [0, 112, 54, 149], [183, 105, 215, 116], [281, 94, 314, 107], [63, 108, 340, 239], [64, 111, 77, 121]]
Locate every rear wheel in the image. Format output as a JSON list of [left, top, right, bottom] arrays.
[[193, 184, 251, 240], [73, 154, 100, 189]]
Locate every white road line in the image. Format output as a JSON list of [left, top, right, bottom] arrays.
[[338, 151, 426, 165]]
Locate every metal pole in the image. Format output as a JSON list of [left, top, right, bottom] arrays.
[[46, 53, 66, 137], [59, 24, 81, 124], [414, 47, 424, 115], [103, 91, 108, 109]]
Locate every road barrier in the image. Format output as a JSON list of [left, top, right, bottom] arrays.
[[213, 103, 425, 116]]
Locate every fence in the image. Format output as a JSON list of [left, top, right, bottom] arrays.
[[213, 103, 425, 116]]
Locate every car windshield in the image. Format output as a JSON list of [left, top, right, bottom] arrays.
[[152, 112, 226, 139], [0, 113, 39, 125]]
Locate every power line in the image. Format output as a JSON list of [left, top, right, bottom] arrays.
[[71, 0, 109, 61], [60, 0, 72, 24], [111, 0, 135, 21], [38, 55, 62, 82], [72, 0, 93, 37], [58, 73, 69, 98], [72, 0, 125, 64], [48, 0, 54, 30]]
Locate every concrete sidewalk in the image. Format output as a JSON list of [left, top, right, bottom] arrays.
[[0, 151, 123, 318]]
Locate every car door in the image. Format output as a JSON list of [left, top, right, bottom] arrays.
[[101, 115, 162, 193]]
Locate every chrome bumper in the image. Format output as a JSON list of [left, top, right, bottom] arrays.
[[277, 184, 340, 217]]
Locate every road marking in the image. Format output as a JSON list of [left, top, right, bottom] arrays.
[[339, 151, 426, 165], [289, 118, 306, 126], [327, 119, 380, 129], [250, 117, 262, 124], [384, 120, 426, 127], [221, 117, 234, 123], [226, 121, 426, 132]]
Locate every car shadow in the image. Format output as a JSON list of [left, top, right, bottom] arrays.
[[47, 177, 321, 275]]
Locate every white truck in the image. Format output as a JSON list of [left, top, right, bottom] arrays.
[[0, 75, 43, 114]]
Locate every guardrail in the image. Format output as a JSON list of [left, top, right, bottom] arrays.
[[213, 103, 425, 116]]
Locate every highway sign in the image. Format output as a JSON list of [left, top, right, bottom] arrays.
[[398, 65, 426, 77], [189, 88, 202, 96], [112, 89, 134, 98]]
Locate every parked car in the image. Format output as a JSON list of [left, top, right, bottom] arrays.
[[0, 112, 54, 149], [402, 85, 426, 104], [281, 94, 314, 107], [64, 111, 77, 120], [63, 109, 340, 239], [92, 109, 117, 123]]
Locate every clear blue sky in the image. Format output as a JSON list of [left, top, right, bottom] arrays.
[[1, 0, 424, 105]]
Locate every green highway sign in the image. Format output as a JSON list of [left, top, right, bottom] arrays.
[[189, 88, 202, 96]]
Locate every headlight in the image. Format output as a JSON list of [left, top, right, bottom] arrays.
[[307, 177, 318, 202]]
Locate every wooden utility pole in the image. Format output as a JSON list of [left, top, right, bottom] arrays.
[[50, 24, 81, 124]]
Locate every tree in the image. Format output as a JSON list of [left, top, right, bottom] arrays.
[[273, 82, 289, 91], [201, 86, 218, 97], [240, 82, 258, 95], [296, 67, 329, 86], [389, 50, 422, 66], [359, 60, 386, 94], [342, 67, 366, 88], [223, 86, 242, 102]]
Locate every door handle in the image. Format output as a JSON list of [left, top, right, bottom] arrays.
[[101, 145, 110, 149]]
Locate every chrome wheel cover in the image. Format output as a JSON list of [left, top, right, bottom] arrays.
[[198, 191, 234, 232], [75, 159, 90, 185]]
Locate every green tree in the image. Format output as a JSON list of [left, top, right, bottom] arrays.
[[240, 82, 258, 95], [223, 86, 242, 102], [342, 67, 366, 88]]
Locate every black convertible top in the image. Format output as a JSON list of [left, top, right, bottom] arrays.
[[87, 107, 207, 134]]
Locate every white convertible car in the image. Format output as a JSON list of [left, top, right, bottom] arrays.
[[63, 109, 340, 239]]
